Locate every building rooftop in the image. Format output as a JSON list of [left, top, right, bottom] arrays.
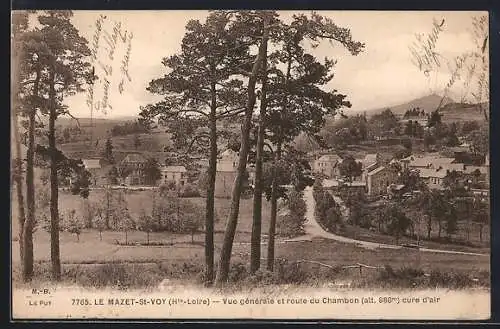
[[316, 154, 341, 163], [366, 165, 386, 176], [121, 153, 148, 164], [323, 179, 366, 188], [82, 159, 101, 169], [403, 155, 455, 168], [219, 149, 239, 159], [418, 168, 448, 179], [161, 165, 187, 173], [463, 166, 489, 175]]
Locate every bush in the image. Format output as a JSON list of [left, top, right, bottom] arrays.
[[273, 259, 308, 284], [246, 270, 275, 285], [63, 209, 83, 242], [154, 198, 204, 233], [229, 262, 248, 283], [159, 182, 177, 195], [277, 190, 307, 237], [179, 183, 200, 198], [63, 263, 164, 290]]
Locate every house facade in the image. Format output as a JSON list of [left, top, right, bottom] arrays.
[[365, 165, 398, 196], [214, 149, 255, 198], [401, 153, 489, 190], [160, 165, 187, 187], [119, 153, 148, 186], [323, 178, 366, 195], [313, 154, 342, 178], [418, 168, 447, 189], [82, 158, 103, 186]]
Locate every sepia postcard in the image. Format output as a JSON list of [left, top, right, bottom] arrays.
[[10, 10, 490, 320]]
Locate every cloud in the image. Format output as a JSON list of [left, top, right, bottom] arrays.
[[62, 10, 487, 118]]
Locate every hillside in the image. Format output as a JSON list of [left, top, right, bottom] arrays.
[[439, 102, 488, 123], [364, 94, 455, 117], [55, 116, 133, 140]]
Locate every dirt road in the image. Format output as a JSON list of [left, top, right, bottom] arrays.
[[293, 186, 488, 257]]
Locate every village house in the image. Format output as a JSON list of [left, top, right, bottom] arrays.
[[360, 153, 381, 170], [160, 165, 187, 187], [365, 165, 398, 196], [119, 153, 148, 186], [401, 153, 489, 190], [451, 146, 486, 166], [417, 167, 448, 189], [323, 178, 366, 195], [313, 154, 341, 178], [401, 154, 455, 170], [359, 153, 382, 182], [82, 158, 103, 186], [214, 149, 255, 198]]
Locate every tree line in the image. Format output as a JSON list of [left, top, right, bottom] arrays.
[[319, 107, 487, 155], [12, 11, 94, 282], [139, 10, 364, 286]]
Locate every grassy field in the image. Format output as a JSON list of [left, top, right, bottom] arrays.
[[11, 189, 272, 245], [11, 187, 489, 290], [11, 236, 490, 290]]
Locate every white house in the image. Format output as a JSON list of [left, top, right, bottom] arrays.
[[313, 154, 341, 178], [160, 165, 187, 186]]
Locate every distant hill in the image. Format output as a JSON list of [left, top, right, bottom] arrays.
[[55, 116, 133, 140], [439, 102, 488, 123], [363, 94, 455, 117], [355, 93, 487, 123]]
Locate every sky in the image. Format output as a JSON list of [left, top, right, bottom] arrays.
[[56, 10, 488, 119]]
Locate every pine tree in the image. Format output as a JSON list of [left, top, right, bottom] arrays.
[[34, 10, 94, 280], [142, 11, 252, 284], [103, 138, 114, 163]]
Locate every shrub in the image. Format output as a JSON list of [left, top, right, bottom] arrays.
[[179, 183, 201, 198], [273, 259, 308, 284], [246, 269, 275, 285], [154, 198, 204, 234], [159, 182, 177, 196], [229, 262, 248, 283], [64, 209, 83, 242], [277, 190, 307, 237]]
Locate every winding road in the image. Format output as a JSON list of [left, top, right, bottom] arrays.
[[288, 186, 488, 257]]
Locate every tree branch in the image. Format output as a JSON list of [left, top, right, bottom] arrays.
[[185, 134, 210, 154], [215, 106, 247, 119], [60, 111, 81, 128]]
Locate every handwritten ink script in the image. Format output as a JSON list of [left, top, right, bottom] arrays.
[[409, 18, 445, 77], [409, 15, 489, 106], [86, 15, 134, 115]]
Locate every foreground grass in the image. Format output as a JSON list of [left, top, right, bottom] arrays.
[[12, 236, 489, 292], [12, 256, 489, 292], [12, 234, 489, 273]]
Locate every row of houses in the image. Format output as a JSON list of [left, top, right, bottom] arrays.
[[312, 150, 489, 197], [79, 149, 255, 198], [81, 153, 188, 188]]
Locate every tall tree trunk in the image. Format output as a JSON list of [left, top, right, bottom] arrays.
[[267, 44, 291, 273], [267, 142, 281, 272], [11, 46, 27, 276], [12, 105, 27, 271], [215, 16, 270, 286], [23, 72, 38, 281], [205, 71, 217, 285], [105, 186, 111, 229], [426, 215, 432, 240], [250, 57, 268, 274], [48, 68, 61, 281]]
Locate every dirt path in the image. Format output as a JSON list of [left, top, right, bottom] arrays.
[[292, 187, 488, 257]]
